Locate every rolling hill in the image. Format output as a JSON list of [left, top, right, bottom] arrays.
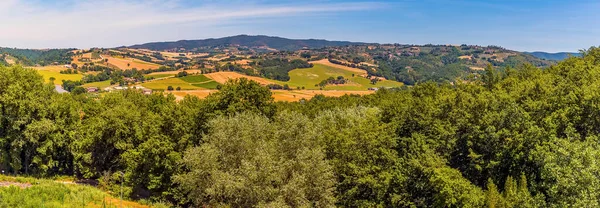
[[128, 35, 368, 51], [526, 51, 582, 61]]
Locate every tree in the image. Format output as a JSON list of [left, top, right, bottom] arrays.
[[533, 138, 600, 207], [204, 78, 275, 117], [176, 86, 181, 91], [175, 112, 335, 207], [313, 107, 402, 207], [167, 86, 174, 91]]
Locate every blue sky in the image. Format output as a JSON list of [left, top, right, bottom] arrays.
[[1, 0, 598, 52]]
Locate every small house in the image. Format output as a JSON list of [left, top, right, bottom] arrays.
[[86, 87, 99, 93]]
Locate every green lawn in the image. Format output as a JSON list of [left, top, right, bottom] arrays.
[[36, 70, 83, 85], [286, 64, 403, 90], [82, 80, 112, 88], [180, 75, 212, 83]]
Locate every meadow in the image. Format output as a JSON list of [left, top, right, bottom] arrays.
[[287, 63, 403, 90], [0, 175, 162, 208], [82, 80, 112, 88]]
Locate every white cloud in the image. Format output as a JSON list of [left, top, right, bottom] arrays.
[[0, 0, 382, 48]]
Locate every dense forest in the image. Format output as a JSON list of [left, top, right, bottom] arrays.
[[2, 47, 600, 207], [128, 35, 367, 51], [0, 48, 74, 66], [324, 45, 555, 85]]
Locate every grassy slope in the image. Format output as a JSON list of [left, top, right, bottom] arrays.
[[82, 80, 112, 88], [144, 74, 173, 79], [287, 63, 403, 90], [146, 64, 404, 91], [0, 175, 160, 208]]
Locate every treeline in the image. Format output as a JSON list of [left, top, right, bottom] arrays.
[[0, 48, 73, 66], [252, 58, 313, 81], [2, 47, 600, 207]]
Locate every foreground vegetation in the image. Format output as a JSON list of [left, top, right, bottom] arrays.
[[2, 47, 600, 207], [0, 175, 163, 207]]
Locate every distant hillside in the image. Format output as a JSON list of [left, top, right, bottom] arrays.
[[128, 35, 368, 51], [526, 52, 581, 61]]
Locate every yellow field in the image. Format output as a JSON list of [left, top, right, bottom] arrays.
[[309, 59, 367, 75], [82, 80, 112, 88], [204, 72, 279, 85], [271, 90, 374, 102], [170, 89, 374, 102], [104, 56, 161, 70], [32, 67, 83, 84]]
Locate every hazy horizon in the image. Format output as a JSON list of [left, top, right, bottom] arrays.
[[1, 0, 598, 52]]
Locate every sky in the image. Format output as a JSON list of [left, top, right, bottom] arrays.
[[0, 0, 598, 52]]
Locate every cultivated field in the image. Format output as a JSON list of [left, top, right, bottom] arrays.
[[271, 90, 375, 102], [204, 72, 281, 85], [170, 89, 375, 102], [140, 78, 201, 91], [104, 56, 161, 70], [82, 80, 112, 88], [33, 67, 83, 84], [310, 59, 367, 75]]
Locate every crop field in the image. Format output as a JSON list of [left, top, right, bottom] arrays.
[[192, 80, 220, 89], [171, 89, 374, 102], [34, 69, 83, 84], [82, 80, 112, 88], [271, 90, 375, 102], [0, 175, 156, 208], [170, 90, 217, 100], [309, 59, 368, 75], [141, 78, 201, 91], [144, 74, 173, 79], [104, 56, 161, 70], [287, 63, 403, 90], [204, 72, 283, 85]]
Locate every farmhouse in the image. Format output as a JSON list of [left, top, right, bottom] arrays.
[[86, 87, 99, 93], [143, 89, 153, 95]]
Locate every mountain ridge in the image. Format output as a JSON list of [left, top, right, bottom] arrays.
[[525, 51, 582, 61], [127, 35, 369, 51]]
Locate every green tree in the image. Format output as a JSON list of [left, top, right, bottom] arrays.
[[205, 78, 275, 117], [175, 112, 336, 207]]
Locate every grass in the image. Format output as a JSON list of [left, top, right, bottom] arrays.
[[82, 80, 112, 88], [141, 78, 201, 91], [286, 63, 403, 90], [144, 74, 173, 79], [36, 70, 83, 85], [179, 75, 211, 83], [0, 175, 159, 208], [192, 80, 221, 89]]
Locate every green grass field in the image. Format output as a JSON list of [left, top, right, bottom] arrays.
[[144, 74, 173, 79], [192, 80, 221, 89], [82, 80, 112, 88], [141, 78, 201, 91], [180, 75, 212, 83], [286, 64, 403, 90], [36, 70, 83, 85], [0, 175, 164, 208]]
